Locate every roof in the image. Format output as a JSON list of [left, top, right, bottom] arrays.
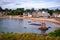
[[40, 11, 50, 16]]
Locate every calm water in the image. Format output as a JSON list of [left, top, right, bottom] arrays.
[[0, 18, 60, 34]]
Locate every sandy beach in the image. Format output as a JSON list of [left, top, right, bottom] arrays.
[[0, 16, 60, 25], [11, 16, 60, 25], [29, 18, 60, 25]]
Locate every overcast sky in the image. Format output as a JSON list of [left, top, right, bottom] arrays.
[[0, 0, 60, 9]]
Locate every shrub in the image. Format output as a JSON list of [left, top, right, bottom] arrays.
[[48, 29, 60, 37]]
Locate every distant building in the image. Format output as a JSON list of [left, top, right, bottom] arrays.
[[53, 12, 59, 17], [32, 11, 42, 18], [57, 14, 60, 17], [27, 12, 32, 17], [32, 11, 50, 18], [0, 12, 3, 16], [23, 12, 32, 17], [39, 11, 50, 18], [23, 13, 26, 17]]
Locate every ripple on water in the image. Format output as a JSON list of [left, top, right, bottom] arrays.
[[0, 18, 60, 34]]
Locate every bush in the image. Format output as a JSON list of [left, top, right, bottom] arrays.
[[48, 29, 60, 37]]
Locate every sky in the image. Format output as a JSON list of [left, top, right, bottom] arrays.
[[0, 0, 60, 10]]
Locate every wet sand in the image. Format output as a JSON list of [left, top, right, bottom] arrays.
[[29, 18, 60, 25], [0, 16, 60, 25]]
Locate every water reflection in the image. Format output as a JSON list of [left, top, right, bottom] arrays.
[[0, 18, 60, 34]]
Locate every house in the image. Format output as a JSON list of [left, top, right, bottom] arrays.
[[57, 14, 60, 17], [32, 11, 50, 18], [27, 12, 32, 17], [23, 13, 27, 17], [32, 11, 42, 18], [39, 11, 50, 18], [0, 11, 4, 16], [53, 12, 59, 17], [23, 12, 32, 17]]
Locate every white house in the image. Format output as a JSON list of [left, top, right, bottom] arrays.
[[32, 11, 50, 18], [27, 12, 32, 17], [23, 12, 32, 17], [39, 11, 50, 18], [53, 12, 59, 17], [23, 13, 26, 17]]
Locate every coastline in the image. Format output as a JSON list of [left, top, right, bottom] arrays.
[[0, 15, 60, 33], [0, 16, 60, 25]]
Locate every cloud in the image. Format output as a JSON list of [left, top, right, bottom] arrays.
[[0, 0, 60, 9]]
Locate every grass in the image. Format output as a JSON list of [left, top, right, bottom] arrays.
[[0, 32, 60, 40], [48, 29, 60, 37]]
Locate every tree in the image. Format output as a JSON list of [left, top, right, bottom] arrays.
[[30, 8, 35, 13], [0, 7, 3, 11], [55, 8, 60, 14], [38, 9, 42, 11], [48, 10, 54, 15], [4, 8, 9, 15], [41, 8, 49, 11], [25, 9, 30, 12], [41, 8, 46, 11], [55, 8, 59, 11], [16, 8, 24, 15], [45, 8, 49, 11]]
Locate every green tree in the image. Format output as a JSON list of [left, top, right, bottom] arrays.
[[25, 9, 30, 12], [48, 10, 54, 15], [0, 7, 3, 11], [55, 8, 59, 11], [30, 8, 35, 13], [42, 8, 46, 11], [38, 9, 42, 11], [55, 8, 60, 14], [16, 8, 24, 15]]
